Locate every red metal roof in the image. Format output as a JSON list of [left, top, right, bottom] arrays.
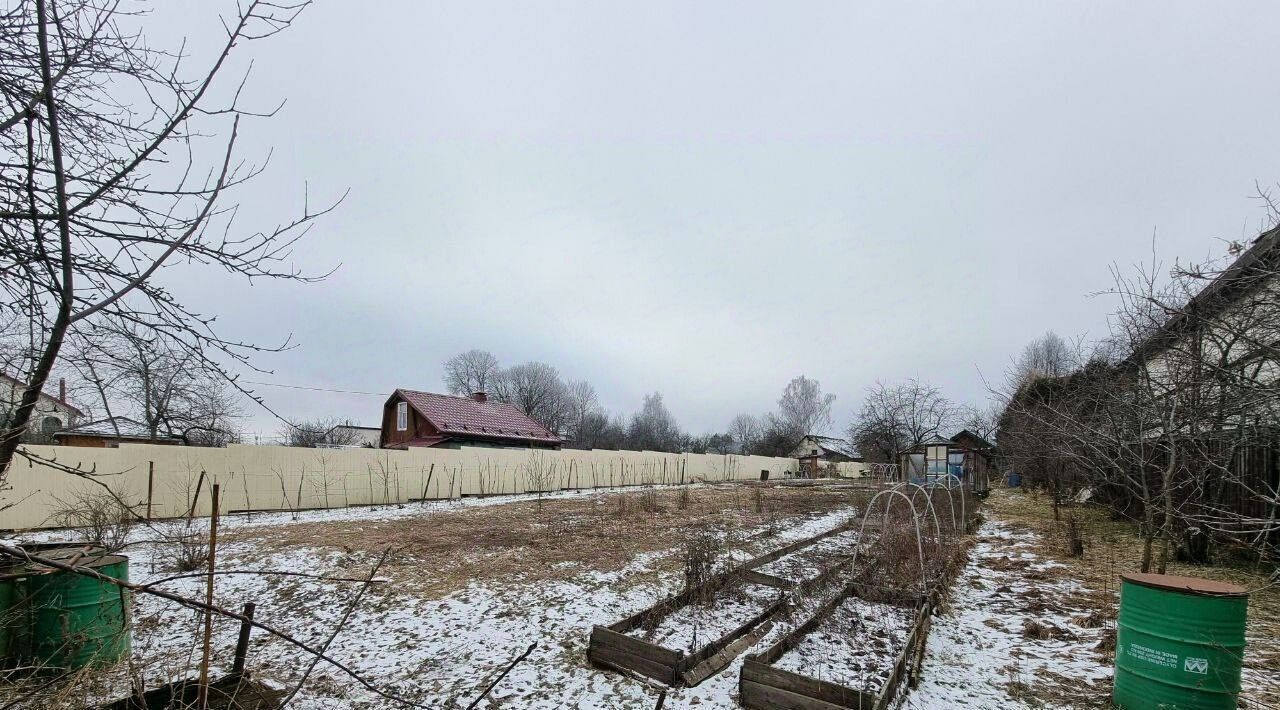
[[395, 389, 561, 445]]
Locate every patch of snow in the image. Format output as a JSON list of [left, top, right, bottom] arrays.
[[774, 596, 913, 692], [902, 521, 1113, 709], [633, 581, 781, 653]]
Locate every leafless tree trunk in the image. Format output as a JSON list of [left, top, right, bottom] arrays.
[[0, 0, 341, 479]]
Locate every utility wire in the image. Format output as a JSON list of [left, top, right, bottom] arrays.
[[241, 380, 386, 396]]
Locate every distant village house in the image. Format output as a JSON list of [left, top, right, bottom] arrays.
[[52, 416, 185, 448], [325, 423, 381, 448], [0, 374, 83, 443], [380, 390, 562, 450], [790, 435, 861, 476]]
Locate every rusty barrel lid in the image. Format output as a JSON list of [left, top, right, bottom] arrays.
[[1120, 571, 1247, 597]]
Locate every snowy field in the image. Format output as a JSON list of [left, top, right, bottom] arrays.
[[12, 485, 1267, 709], [6, 484, 870, 708]]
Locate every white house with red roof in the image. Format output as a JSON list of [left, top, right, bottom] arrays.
[[379, 389, 562, 450]]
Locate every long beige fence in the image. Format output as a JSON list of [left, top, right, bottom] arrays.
[[0, 444, 803, 530]]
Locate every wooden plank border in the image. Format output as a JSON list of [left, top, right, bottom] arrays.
[[738, 538, 973, 710], [589, 520, 870, 687]]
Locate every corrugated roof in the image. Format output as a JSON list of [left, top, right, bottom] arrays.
[[1128, 224, 1280, 364], [53, 416, 182, 441], [951, 429, 995, 450], [395, 390, 561, 444], [806, 434, 859, 459]]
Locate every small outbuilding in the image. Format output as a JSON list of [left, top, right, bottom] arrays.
[[53, 417, 185, 448], [900, 430, 996, 489], [790, 435, 861, 476], [380, 389, 562, 450]]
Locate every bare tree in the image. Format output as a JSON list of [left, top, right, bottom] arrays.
[[626, 392, 684, 452], [727, 413, 762, 454], [442, 349, 501, 396], [999, 217, 1280, 571], [848, 379, 956, 463], [703, 432, 736, 455], [563, 378, 601, 443], [279, 417, 363, 448], [570, 410, 626, 450], [0, 0, 338, 479], [493, 361, 570, 434], [960, 402, 1001, 442], [776, 375, 836, 438], [1011, 331, 1081, 386], [66, 322, 243, 444]]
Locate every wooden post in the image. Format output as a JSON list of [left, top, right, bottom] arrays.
[[146, 461, 155, 522], [232, 601, 255, 674], [420, 463, 435, 504], [188, 470, 207, 520], [197, 483, 220, 708]]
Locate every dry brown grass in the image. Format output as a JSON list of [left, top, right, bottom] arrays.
[[1021, 618, 1076, 641], [227, 485, 855, 597], [987, 487, 1280, 708]]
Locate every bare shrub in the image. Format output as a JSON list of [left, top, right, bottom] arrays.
[[763, 506, 783, 537], [162, 520, 210, 572], [1073, 610, 1108, 628], [676, 486, 691, 510], [752, 486, 765, 514], [49, 489, 133, 552], [1095, 627, 1117, 659], [638, 487, 661, 513], [682, 527, 724, 602], [1064, 515, 1085, 557]]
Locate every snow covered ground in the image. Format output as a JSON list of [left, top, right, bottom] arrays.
[[632, 580, 781, 654], [774, 596, 912, 693], [753, 529, 862, 583], [7, 486, 866, 708], [14, 486, 1196, 710], [902, 520, 1114, 709]]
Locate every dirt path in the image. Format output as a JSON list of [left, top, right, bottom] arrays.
[[905, 488, 1279, 709]]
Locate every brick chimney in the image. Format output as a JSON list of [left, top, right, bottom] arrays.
[[59, 378, 66, 403], [471, 391, 487, 403]]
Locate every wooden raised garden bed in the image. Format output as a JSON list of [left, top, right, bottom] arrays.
[[746, 529, 867, 590], [739, 583, 929, 710], [588, 523, 866, 687]]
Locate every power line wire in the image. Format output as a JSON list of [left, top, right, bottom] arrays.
[[240, 380, 386, 397]]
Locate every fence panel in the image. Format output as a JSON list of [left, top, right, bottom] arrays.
[[0, 444, 799, 530]]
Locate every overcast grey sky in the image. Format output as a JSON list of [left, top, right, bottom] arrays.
[[147, 1, 1280, 440]]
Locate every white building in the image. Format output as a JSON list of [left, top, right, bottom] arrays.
[[325, 423, 381, 448], [0, 373, 84, 442]]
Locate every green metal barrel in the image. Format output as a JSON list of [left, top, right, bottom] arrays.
[[1114, 572, 1248, 710], [27, 553, 131, 670], [0, 566, 18, 663]]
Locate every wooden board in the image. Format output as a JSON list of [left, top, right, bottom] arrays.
[[681, 620, 773, 687], [589, 520, 894, 690], [587, 626, 681, 684], [739, 679, 857, 710], [740, 659, 876, 709]]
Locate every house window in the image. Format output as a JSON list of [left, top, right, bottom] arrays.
[[41, 416, 62, 435], [396, 402, 408, 431]]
